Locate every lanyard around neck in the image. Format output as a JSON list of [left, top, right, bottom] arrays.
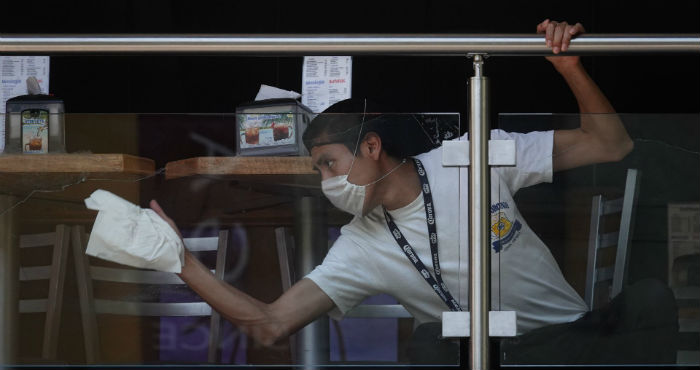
[[382, 158, 461, 312]]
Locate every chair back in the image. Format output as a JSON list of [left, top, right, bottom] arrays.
[[18, 225, 71, 360], [71, 226, 230, 363], [585, 168, 641, 310]]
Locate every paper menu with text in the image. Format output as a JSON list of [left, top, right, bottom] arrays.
[[302, 56, 352, 113], [1, 56, 50, 152]]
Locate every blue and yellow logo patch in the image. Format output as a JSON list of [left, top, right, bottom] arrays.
[[490, 204, 522, 252]]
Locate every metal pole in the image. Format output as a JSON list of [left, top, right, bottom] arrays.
[[469, 54, 490, 370], [293, 196, 329, 369], [0, 34, 698, 55]]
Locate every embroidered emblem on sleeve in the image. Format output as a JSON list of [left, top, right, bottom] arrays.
[[490, 202, 522, 253]]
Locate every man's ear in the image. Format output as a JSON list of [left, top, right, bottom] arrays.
[[362, 132, 382, 160]]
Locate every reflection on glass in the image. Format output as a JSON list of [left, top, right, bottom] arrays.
[[4, 112, 697, 367], [1, 111, 464, 366], [495, 113, 699, 366]]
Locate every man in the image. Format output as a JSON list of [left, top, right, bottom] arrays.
[[150, 20, 673, 363]]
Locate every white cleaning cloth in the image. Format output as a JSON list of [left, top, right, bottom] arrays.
[[84, 190, 185, 273]]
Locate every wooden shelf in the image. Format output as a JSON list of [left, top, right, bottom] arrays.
[[165, 156, 317, 179], [0, 153, 155, 196], [0, 153, 154, 176]]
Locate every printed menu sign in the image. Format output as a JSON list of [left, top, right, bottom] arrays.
[[0, 56, 50, 152], [302, 56, 352, 113]]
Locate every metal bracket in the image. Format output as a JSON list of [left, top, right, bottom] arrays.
[[442, 311, 517, 337], [466, 53, 490, 59], [442, 140, 516, 167]]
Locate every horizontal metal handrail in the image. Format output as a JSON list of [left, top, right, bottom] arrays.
[[1, 34, 698, 55]]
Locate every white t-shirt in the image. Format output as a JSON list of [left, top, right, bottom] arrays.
[[306, 129, 587, 334]]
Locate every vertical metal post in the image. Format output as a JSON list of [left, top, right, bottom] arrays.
[[293, 195, 329, 368], [469, 54, 490, 370], [0, 195, 19, 365]]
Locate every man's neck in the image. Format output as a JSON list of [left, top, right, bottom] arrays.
[[375, 159, 422, 211]]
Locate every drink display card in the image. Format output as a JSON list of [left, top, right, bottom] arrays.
[[21, 109, 49, 153], [238, 113, 296, 149]]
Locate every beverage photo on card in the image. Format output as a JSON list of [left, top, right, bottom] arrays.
[[21, 109, 48, 154], [238, 113, 295, 149]]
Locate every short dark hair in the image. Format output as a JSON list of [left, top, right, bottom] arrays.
[[302, 99, 440, 158]]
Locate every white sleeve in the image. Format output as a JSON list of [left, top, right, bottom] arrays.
[[490, 129, 554, 193], [305, 234, 382, 320]]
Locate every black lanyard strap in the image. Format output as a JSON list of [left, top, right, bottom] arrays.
[[383, 158, 461, 312]]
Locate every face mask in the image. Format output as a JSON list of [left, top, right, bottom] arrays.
[[321, 158, 406, 217], [321, 175, 367, 217]]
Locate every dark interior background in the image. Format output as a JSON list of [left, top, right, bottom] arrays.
[[4, 0, 699, 116], [4, 0, 699, 364], [6, 0, 699, 290], [5, 0, 698, 296]]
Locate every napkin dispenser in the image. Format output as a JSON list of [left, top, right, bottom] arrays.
[[5, 93, 65, 154]]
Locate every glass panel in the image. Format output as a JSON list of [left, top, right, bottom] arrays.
[[0, 111, 462, 367], [494, 113, 700, 366]]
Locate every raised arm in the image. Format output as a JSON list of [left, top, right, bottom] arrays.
[[151, 200, 335, 346], [537, 19, 634, 172]]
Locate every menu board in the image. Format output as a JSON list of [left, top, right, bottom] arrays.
[[301, 56, 352, 113]]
